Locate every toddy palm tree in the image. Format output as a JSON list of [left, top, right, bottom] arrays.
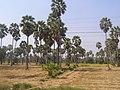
[[9, 23, 20, 66], [20, 15, 36, 69], [100, 17, 112, 70], [19, 41, 27, 65], [0, 24, 8, 47], [72, 36, 81, 66], [9, 23, 20, 49], [110, 26, 120, 66], [50, 0, 67, 66], [96, 42, 102, 49]]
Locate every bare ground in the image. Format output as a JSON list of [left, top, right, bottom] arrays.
[[0, 64, 120, 90]]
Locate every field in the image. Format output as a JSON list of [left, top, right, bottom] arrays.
[[0, 64, 120, 90]]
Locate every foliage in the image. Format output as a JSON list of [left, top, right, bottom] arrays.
[[44, 63, 63, 77], [68, 65, 76, 71], [100, 17, 112, 33]]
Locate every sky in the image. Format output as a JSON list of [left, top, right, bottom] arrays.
[[0, 0, 120, 54]]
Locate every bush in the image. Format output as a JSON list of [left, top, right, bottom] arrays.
[[12, 83, 32, 90], [45, 63, 60, 77], [52, 70, 64, 77], [68, 65, 76, 71]]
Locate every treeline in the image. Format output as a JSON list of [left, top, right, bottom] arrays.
[[0, 0, 86, 70], [0, 0, 120, 71]]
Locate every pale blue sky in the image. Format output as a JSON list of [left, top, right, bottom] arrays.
[[0, 0, 120, 54]]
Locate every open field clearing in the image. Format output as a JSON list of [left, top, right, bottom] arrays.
[[0, 64, 120, 90]]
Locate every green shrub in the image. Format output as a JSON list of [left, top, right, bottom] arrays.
[[12, 83, 32, 90], [45, 63, 61, 77], [68, 65, 76, 71], [52, 69, 64, 77]]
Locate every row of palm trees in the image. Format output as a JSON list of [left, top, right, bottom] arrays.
[[0, 0, 86, 69], [99, 17, 120, 69], [0, 0, 68, 69]]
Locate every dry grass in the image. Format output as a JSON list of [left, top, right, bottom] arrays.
[[0, 64, 120, 90]]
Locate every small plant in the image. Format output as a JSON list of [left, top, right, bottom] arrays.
[[68, 65, 76, 71], [44, 63, 63, 78]]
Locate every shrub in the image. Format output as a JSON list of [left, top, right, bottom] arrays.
[[68, 65, 76, 71], [44, 63, 64, 78]]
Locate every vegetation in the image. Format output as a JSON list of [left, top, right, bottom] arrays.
[[0, 0, 120, 90]]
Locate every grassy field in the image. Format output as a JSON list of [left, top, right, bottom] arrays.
[[0, 64, 120, 90]]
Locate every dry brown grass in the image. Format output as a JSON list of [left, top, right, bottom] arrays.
[[0, 64, 120, 90]]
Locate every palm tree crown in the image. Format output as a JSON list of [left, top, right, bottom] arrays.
[[100, 17, 112, 33]]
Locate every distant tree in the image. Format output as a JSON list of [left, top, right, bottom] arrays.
[[72, 35, 81, 66], [63, 37, 72, 66], [100, 17, 112, 70], [109, 26, 120, 66], [9, 23, 20, 66], [20, 15, 36, 69], [19, 41, 27, 65], [0, 24, 8, 47], [96, 42, 102, 49], [0, 46, 7, 64]]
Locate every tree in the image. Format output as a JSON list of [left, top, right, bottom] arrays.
[[96, 42, 102, 49], [72, 36, 81, 66], [100, 17, 112, 70], [19, 41, 27, 65], [109, 26, 120, 66], [0, 24, 8, 47], [9, 23, 20, 66], [63, 37, 72, 66], [9, 23, 20, 48], [20, 15, 36, 69], [0, 46, 7, 64], [50, 0, 67, 66]]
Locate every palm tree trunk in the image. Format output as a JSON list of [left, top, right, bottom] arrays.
[[116, 47, 120, 66], [1, 38, 2, 47], [26, 36, 29, 70], [105, 33, 110, 70], [11, 38, 14, 66], [57, 44, 60, 66], [39, 40, 42, 64], [53, 42, 56, 64]]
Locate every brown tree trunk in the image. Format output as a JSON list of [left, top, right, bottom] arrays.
[[105, 33, 111, 70], [26, 36, 29, 70]]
